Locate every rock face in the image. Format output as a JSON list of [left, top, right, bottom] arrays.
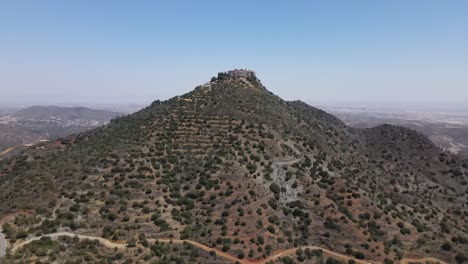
[[0, 71, 467, 263]]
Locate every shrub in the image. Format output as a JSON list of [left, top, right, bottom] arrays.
[[324, 218, 340, 231], [326, 257, 345, 264], [354, 251, 365, 259], [441, 242, 452, 251], [270, 183, 281, 194], [15, 229, 28, 239], [384, 259, 394, 264], [267, 225, 276, 234]]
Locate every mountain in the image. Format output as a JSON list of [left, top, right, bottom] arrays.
[[13, 106, 121, 121], [0, 70, 467, 264], [0, 106, 123, 154], [324, 110, 468, 158], [366, 121, 468, 159]]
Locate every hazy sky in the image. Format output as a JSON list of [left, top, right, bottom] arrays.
[[1, 1, 467, 105]]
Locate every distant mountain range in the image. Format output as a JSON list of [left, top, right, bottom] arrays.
[[0, 70, 466, 263]]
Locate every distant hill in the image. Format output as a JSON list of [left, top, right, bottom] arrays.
[[0, 70, 467, 263], [13, 105, 121, 121], [0, 106, 122, 153], [327, 110, 468, 158]]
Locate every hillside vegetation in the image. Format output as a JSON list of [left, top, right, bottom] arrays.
[[1, 70, 467, 263]]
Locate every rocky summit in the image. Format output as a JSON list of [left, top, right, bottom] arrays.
[[0, 71, 467, 264]]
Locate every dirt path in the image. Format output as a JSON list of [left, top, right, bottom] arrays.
[[11, 232, 126, 253], [0, 210, 35, 258], [9, 232, 448, 264], [262, 245, 374, 264], [29, 197, 63, 230], [0, 145, 20, 156], [149, 238, 241, 263], [273, 158, 301, 166], [0, 139, 49, 158], [400, 257, 448, 264], [13, 233, 359, 263]]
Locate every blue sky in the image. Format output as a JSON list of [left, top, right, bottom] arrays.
[[1, 1, 467, 105]]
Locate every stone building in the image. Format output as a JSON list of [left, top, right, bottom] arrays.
[[226, 69, 256, 79]]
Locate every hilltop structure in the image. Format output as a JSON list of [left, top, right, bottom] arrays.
[[226, 69, 256, 79]]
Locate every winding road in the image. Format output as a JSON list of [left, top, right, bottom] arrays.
[[7, 231, 448, 264]]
